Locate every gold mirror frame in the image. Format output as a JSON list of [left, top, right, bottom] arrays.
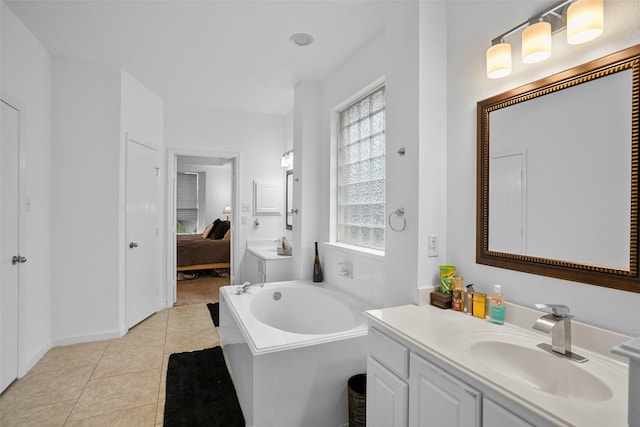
[[477, 44, 640, 292]]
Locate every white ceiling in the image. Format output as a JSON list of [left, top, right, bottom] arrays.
[[6, 0, 389, 116]]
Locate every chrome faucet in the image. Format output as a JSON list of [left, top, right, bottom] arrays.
[[533, 304, 587, 362], [236, 281, 264, 295]]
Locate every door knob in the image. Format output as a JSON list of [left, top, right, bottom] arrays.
[[12, 255, 27, 265], [129, 242, 139, 248]]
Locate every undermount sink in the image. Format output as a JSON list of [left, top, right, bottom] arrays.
[[462, 332, 613, 402]]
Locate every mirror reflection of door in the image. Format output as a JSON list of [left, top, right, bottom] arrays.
[[489, 152, 526, 254], [286, 170, 293, 230]]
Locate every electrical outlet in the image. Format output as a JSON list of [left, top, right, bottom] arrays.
[[241, 203, 250, 212], [428, 234, 439, 257]]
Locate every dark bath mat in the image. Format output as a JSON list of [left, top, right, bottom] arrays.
[[207, 302, 219, 327], [164, 346, 244, 427]]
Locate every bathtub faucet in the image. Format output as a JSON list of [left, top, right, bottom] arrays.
[[236, 281, 264, 295]]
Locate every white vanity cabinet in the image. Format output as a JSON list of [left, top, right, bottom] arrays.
[[245, 250, 265, 284], [366, 327, 409, 427], [367, 323, 538, 427], [366, 304, 629, 427], [409, 352, 481, 427], [482, 398, 534, 427], [245, 246, 293, 284]]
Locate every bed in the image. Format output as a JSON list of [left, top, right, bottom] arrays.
[[176, 234, 230, 271], [176, 219, 231, 272]]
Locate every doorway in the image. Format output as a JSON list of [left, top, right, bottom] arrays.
[[166, 150, 239, 306]]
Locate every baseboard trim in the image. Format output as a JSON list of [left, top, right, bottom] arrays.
[[52, 329, 123, 347], [22, 342, 52, 378]]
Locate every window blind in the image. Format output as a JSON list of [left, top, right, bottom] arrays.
[[177, 172, 198, 233]]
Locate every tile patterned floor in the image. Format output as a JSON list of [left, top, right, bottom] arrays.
[[0, 303, 219, 426]]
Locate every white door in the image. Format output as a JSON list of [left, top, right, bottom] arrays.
[[1, 100, 23, 392], [125, 138, 159, 328]]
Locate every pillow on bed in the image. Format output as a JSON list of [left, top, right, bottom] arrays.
[[202, 223, 214, 239], [204, 219, 220, 238], [211, 220, 230, 240], [223, 229, 231, 240]]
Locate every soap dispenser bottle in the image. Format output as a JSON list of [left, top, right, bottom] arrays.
[[489, 285, 506, 324]]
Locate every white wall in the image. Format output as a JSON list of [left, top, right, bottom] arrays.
[[382, 1, 420, 306], [446, 0, 640, 337], [293, 81, 322, 281], [203, 164, 232, 225], [418, 0, 448, 293], [164, 102, 286, 284], [1, 2, 54, 372], [51, 64, 165, 344], [314, 2, 422, 307], [52, 58, 122, 344]]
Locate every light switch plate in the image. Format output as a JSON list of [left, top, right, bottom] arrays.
[[428, 234, 439, 257], [241, 203, 250, 212]]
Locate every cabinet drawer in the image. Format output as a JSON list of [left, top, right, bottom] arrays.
[[369, 327, 409, 379]]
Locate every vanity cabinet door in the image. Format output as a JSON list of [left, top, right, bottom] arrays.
[[367, 355, 408, 427], [263, 257, 293, 282], [483, 398, 534, 427], [245, 251, 260, 284], [409, 353, 481, 427]]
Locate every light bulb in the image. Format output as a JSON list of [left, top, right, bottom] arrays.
[[486, 42, 512, 79], [567, 0, 604, 45], [522, 21, 551, 64]]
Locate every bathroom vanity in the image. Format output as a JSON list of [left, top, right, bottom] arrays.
[[365, 303, 630, 427], [245, 243, 293, 284]]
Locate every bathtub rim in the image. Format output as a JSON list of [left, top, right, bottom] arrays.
[[220, 280, 372, 356]]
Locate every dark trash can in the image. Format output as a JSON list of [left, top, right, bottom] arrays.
[[348, 373, 366, 427]]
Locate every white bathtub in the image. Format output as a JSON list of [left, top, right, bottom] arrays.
[[219, 280, 373, 427]]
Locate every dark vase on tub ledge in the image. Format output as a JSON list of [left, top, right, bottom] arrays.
[[313, 241, 323, 282]]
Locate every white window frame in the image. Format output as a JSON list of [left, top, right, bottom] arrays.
[[331, 79, 386, 252]]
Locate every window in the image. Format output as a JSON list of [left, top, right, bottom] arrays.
[[337, 85, 386, 250], [176, 172, 198, 233]]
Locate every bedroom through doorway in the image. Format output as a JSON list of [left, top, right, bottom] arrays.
[[173, 154, 235, 306]]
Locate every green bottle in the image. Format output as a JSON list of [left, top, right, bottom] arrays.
[[489, 285, 506, 324]]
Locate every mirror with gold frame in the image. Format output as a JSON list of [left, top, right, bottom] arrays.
[[477, 44, 640, 292]]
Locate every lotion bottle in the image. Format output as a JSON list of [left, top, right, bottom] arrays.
[[489, 285, 506, 324]]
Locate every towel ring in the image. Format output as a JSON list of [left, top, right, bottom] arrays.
[[388, 208, 407, 232]]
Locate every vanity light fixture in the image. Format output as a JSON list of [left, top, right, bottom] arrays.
[[281, 149, 293, 169], [486, 0, 604, 79]]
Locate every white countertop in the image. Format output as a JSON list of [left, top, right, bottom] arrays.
[[247, 246, 292, 260], [365, 303, 629, 427]]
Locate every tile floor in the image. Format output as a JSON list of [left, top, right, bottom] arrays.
[[0, 303, 219, 426]]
